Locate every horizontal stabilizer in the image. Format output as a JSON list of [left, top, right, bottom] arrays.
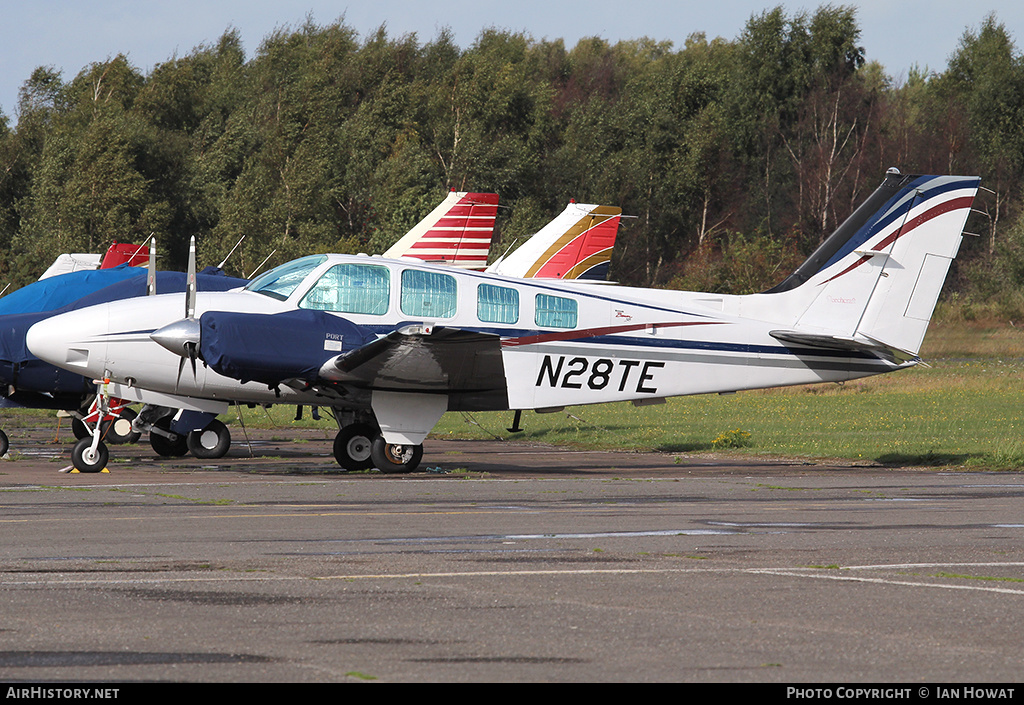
[[769, 330, 919, 364]]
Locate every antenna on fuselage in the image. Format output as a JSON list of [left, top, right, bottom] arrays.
[[218, 235, 245, 271], [129, 239, 150, 266], [247, 250, 276, 279]]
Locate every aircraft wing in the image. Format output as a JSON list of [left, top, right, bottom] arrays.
[[319, 325, 507, 394], [195, 311, 507, 396]]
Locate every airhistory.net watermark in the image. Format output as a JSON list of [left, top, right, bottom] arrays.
[[6, 689, 119, 700]]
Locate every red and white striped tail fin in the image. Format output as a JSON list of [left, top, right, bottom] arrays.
[[384, 191, 499, 269]]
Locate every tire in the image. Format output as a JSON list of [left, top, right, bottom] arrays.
[[149, 417, 188, 457], [187, 419, 231, 459], [333, 423, 376, 471], [370, 436, 423, 474], [0, 428, 8, 456], [72, 437, 108, 473], [101, 407, 141, 445]]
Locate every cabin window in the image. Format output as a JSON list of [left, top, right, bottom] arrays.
[[299, 263, 390, 315], [535, 294, 577, 328], [400, 269, 457, 318], [477, 283, 519, 324], [245, 255, 327, 301]]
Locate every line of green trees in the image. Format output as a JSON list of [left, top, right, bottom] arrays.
[[1, 6, 1023, 316]]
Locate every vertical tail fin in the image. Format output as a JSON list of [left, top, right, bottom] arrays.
[[100, 241, 151, 269], [487, 202, 621, 279], [764, 172, 979, 359], [383, 191, 499, 269]]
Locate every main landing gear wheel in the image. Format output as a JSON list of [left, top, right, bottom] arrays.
[[102, 407, 141, 445], [370, 437, 423, 474], [0, 428, 8, 457], [333, 424, 376, 471], [149, 417, 189, 457], [71, 437, 108, 473], [186, 419, 231, 459]]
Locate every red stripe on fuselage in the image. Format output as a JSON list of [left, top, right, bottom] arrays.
[[501, 320, 725, 347]]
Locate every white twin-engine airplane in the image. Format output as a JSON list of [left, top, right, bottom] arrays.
[[27, 170, 979, 473]]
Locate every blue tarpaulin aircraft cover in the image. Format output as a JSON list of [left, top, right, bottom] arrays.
[[0, 265, 146, 316], [199, 309, 377, 386], [63, 269, 247, 313], [0, 270, 248, 365], [0, 267, 249, 410]]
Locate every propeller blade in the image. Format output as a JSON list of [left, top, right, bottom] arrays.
[[186, 342, 198, 377], [147, 236, 156, 296], [186, 236, 197, 320], [174, 343, 199, 386]]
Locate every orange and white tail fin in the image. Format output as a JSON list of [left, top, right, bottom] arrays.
[[384, 191, 499, 269], [486, 202, 621, 280]]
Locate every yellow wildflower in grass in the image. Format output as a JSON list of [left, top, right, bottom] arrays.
[[711, 429, 752, 449]]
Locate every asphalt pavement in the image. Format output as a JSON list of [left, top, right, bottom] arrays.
[[1, 420, 1023, 683]]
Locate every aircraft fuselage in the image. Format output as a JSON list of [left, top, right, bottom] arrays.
[[26, 254, 899, 417]]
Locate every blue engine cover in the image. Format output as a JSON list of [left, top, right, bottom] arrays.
[[199, 309, 377, 386]]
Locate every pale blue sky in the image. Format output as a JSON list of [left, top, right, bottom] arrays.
[[2, 1, 1022, 120]]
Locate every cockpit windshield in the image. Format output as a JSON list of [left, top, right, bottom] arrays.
[[244, 255, 327, 300]]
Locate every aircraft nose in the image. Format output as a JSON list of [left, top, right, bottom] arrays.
[[26, 314, 93, 370]]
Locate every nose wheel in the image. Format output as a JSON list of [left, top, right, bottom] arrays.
[[71, 375, 114, 472], [71, 437, 109, 473]]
